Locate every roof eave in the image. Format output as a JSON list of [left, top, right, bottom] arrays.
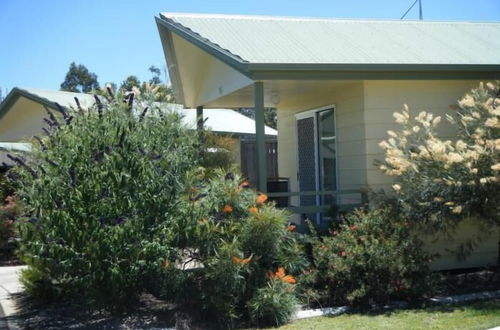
[[156, 16, 252, 78]]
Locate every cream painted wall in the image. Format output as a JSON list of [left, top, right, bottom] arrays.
[[278, 80, 479, 197], [422, 218, 499, 270], [277, 81, 366, 207], [0, 97, 48, 142], [363, 80, 478, 191], [277, 79, 496, 270]]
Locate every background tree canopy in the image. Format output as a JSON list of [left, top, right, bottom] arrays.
[[60, 62, 100, 93], [237, 108, 277, 129]]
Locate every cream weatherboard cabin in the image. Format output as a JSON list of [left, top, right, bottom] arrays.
[[155, 13, 500, 270]]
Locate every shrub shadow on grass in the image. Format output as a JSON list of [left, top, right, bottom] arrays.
[[328, 298, 500, 320]]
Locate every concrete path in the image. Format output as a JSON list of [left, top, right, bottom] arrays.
[[0, 266, 26, 329]]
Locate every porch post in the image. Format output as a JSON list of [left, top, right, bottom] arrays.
[[254, 82, 267, 192], [196, 105, 204, 155]]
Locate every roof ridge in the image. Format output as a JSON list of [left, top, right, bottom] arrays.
[[160, 12, 500, 25]]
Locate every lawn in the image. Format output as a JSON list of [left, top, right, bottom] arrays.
[[277, 300, 500, 330]]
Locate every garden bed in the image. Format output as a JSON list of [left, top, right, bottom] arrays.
[[3, 267, 500, 329]]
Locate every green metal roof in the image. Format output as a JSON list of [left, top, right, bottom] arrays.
[[158, 13, 500, 70]]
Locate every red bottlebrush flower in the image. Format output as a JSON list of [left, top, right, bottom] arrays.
[[331, 230, 338, 236], [350, 225, 358, 230], [340, 251, 346, 257], [162, 260, 170, 268]]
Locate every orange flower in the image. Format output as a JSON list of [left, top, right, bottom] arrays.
[[286, 224, 296, 232], [248, 206, 259, 214], [222, 205, 233, 213], [232, 255, 252, 265], [162, 260, 170, 268], [275, 266, 285, 279], [240, 181, 250, 188], [268, 267, 296, 284], [256, 193, 268, 205]]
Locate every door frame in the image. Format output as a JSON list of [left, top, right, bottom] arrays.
[[295, 104, 339, 223]]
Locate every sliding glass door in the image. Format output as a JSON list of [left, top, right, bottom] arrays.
[[296, 106, 337, 223]]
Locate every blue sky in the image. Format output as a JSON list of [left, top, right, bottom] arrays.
[[0, 0, 499, 94]]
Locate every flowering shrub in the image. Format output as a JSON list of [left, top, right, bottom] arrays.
[[306, 208, 436, 307], [247, 272, 299, 327], [378, 81, 499, 233], [11, 89, 199, 305], [151, 170, 306, 327]]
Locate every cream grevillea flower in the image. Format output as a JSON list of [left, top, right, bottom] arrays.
[[393, 112, 408, 124], [432, 116, 441, 126], [451, 205, 463, 214], [392, 184, 401, 192], [492, 164, 500, 171], [387, 130, 398, 138], [455, 140, 467, 151], [415, 111, 426, 121], [485, 117, 499, 128], [447, 153, 464, 164], [459, 95, 475, 107]]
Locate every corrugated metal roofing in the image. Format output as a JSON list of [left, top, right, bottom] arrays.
[[174, 105, 277, 136], [20, 87, 97, 109], [160, 13, 500, 65], [2, 88, 276, 136]]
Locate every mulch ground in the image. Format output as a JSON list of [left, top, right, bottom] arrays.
[[4, 293, 209, 330]]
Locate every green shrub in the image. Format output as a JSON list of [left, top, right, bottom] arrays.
[[11, 90, 198, 306], [248, 276, 298, 327], [8, 88, 306, 325], [152, 170, 307, 327], [307, 208, 436, 307]]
